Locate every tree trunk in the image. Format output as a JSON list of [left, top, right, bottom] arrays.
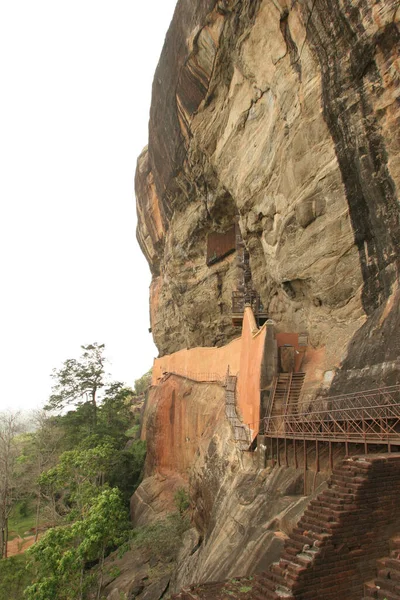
[[34, 490, 41, 542], [52, 493, 57, 527], [35, 455, 42, 542], [79, 565, 84, 600], [96, 546, 105, 600], [4, 519, 8, 559], [0, 526, 4, 559]]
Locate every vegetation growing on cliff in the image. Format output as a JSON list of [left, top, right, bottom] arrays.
[[0, 344, 151, 600]]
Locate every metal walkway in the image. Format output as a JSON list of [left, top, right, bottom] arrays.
[[264, 384, 400, 450]]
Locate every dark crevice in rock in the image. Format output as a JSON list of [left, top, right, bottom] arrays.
[[303, 0, 400, 314], [280, 10, 301, 79]]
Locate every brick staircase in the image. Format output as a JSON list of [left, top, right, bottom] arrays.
[[363, 536, 400, 599], [254, 455, 400, 600]]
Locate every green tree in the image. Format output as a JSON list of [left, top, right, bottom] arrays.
[[0, 554, 32, 599], [95, 382, 135, 446], [107, 440, 146, 503], [25, 488, 129, 600], [30, 411, 63, 540], [38, 444, 115, 522], [174, 487, 190, 515], [45, 343, 107, 427]]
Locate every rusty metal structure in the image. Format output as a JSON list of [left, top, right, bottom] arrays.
[[261, 384, 400, 467], [231, 230, 268, 326], [252, 384, 400, 495], [206, 226, 236, 266], [159, 370, 226, 384]]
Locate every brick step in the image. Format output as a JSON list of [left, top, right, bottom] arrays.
[[374, 577, 400, 596], [253, 581, 288, 600], [391, 537, 400, 551], [298, 518, 337, 534], [300, 513, 338, 528], [267, 570, 289, 588], [303, 506, 344, 522], [272, 585, 295, 599], [254, 575, 281, 593], [309, 497, 356, 511], [282, 537, 305, 554], [374, 587, 400, 600], [279, 556, 307, 571], [376, 557, 400, 580], [330, 473, 367, 485], [323, 487, 358, 498], [363, 579, 378, 598]]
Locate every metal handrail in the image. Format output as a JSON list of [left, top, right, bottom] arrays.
[[263, 385, 400, 443], [164, 370, 226, 384], [231, 290, 267, 315]]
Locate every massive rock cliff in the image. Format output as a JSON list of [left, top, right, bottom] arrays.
[[130, 1, 400, 597], [136, 0, 400, 391]]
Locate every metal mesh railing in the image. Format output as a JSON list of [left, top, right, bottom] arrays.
[[231, 291, 266, 314], [263, 384, 400, 444]]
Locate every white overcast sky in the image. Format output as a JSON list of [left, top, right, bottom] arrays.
[[0, 0, 177, 411]]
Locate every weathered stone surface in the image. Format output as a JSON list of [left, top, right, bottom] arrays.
[[130, 376, 330, 594], [130, 472, 186, 527], [103, 549, 150, 599], [140, 575, 170, 600], [132, 0, 400, 595], [136, 0, 400, 390], [171, 461, 322, 593]]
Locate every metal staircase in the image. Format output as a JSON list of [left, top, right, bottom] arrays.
[[225, 375, 252, 450], [269, 372, 306, 420]]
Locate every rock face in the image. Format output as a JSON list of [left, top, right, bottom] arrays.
[[136, 0, 400, 391], [132, 0, 400, 595], [132, 375, 330, 594]]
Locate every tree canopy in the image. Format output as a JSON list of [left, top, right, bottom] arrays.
[[0, 345, 152, 600], [45, 343, 107, 425]]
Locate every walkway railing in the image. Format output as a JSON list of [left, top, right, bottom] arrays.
[[231, 290, 266, 315], [162, 370, 226, 385], [263, 384, 400, 446]]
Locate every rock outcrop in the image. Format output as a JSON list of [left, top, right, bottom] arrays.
[[136, 0, 400, 392], [132, 0, 400, 597], [129, 373, 333, 596]]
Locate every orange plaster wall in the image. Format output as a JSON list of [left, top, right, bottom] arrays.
[[237, 308, 266, 438], [142, 376, 226, 477], [151, 308, 267, 442], [150, 313, 329, 444], [152, 336, 242, 384]]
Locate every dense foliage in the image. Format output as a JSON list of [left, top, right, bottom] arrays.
[[0, 344, 151, 600], [0, 555, 33, 600]]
